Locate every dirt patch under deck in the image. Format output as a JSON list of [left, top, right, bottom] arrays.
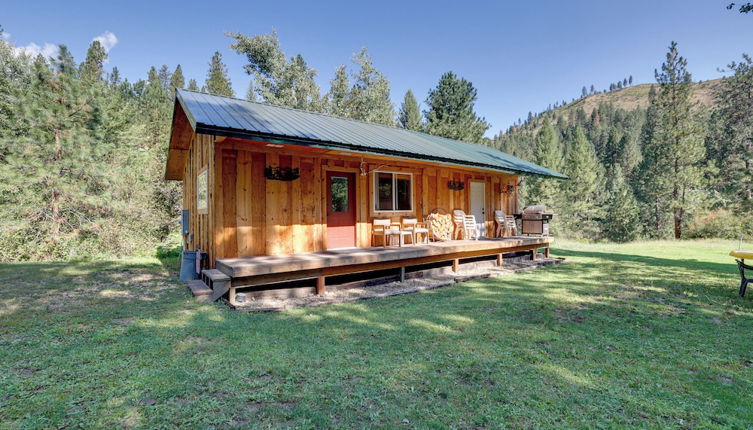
[[229, 257, 564, 312]]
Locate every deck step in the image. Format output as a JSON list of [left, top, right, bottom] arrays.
[[202, 269, 230, 282], [187, 279, 212, 296], [200, 269, 231, 302], [186, 279, 212, 300]]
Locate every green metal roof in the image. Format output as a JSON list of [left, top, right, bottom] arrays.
[[175, 89, 566, 179]]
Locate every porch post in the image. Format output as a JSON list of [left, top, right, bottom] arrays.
[[228, 287, 236, 306], [316, 276, 326, 296]]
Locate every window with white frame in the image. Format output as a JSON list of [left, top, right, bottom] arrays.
[[197, 168, 208, 213], [374, 171, 412, 212]]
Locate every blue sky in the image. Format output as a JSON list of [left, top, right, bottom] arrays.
[[3, 0, 752, 136]]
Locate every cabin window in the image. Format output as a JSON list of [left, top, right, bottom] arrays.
[[330, 176, 349, 212], [374, 171, 412, 212], [197, 168, 208, 213]]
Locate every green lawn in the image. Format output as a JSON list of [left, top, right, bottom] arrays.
[[1, 240, 752, 428]]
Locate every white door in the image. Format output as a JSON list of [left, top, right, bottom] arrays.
[[470, 182, 486, 237]]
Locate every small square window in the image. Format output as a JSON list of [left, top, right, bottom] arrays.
[[374, 171, 412, 212]]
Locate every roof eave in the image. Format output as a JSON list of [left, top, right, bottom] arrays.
[[193, 122, 567, 180], [164, 96, 198, 181]]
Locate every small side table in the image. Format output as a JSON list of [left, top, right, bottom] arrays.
[[729, 250, 753, 297], [735, 259, 753, 297]]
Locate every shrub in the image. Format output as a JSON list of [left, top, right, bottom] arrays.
[[685, 209, 753, 239]]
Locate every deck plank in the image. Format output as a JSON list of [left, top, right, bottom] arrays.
[[217, 237, 552, 278]]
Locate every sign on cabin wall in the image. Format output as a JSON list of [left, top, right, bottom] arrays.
[[197, 168, 208, 213]]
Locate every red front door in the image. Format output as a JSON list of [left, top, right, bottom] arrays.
[[326, 171, 356, 249]]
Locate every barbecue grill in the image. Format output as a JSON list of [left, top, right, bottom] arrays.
[[514, 205, 554, 236]]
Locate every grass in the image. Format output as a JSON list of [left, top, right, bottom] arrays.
[[1, 239, 752, 428]]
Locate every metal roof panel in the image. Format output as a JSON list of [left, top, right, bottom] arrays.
[[176, 89, 567, 179]]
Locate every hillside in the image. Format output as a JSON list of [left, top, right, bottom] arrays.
[[554, 78, 723, 117], [495, 78, 724, 140]]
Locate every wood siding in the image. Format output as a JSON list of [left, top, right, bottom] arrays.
[[182, 133, 215, 262], [182, 134, 519, 267]]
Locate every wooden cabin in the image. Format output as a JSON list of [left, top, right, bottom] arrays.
[[165, 89, 565, 302]]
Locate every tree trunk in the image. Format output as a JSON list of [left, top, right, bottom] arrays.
[[745, 149, 752, 203], [675, 186, 687, 239], [51, 127, 63, 241]]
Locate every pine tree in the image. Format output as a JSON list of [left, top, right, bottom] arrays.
[[424, 71, 490, 143], [525, 119, 562, 211], [203, 51, 234, 97], [636, 85, 665, 234], [581, 86, 588, 98], [602, 165, 640, 242], [170, 65, 185, 92], [108, 67, 121, 87], [157, 65, 171, 91], [628, 75, 633, 85], [147, 66, 159, 89], [561, 126, 603, 238], [80, 40, 107, 82], [187, 79, 199, 91], [397, 89, 422, 131], [714, 54, 753, 210], [603, 128, 623, 166], [0, 47, 119, 257], [139, 64, 180, 238], [346, 48, 394, 125], [326, 65, 349, 117], [636, 42, 706, 239], [0, 39, 35, 137], [141, 65, 172, 147], [617, 133, 642, 178], [0, 34, 195, 259]]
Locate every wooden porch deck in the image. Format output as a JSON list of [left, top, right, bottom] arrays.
[[212, 237, 552, 301]]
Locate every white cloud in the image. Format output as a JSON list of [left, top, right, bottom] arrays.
[[6, 31, 117, 61], [92, 31, 117, 53], [12, 42, 59, 59]]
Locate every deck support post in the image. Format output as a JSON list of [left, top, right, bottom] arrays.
[[399, 266, 406, 282], [530, 249, 536, 261], [544, 247, 550, 258], [452, 258, 459, 273], [228, 287, 236, 306], [316, 276, 326, 296], [497, 253, 503, 266]]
